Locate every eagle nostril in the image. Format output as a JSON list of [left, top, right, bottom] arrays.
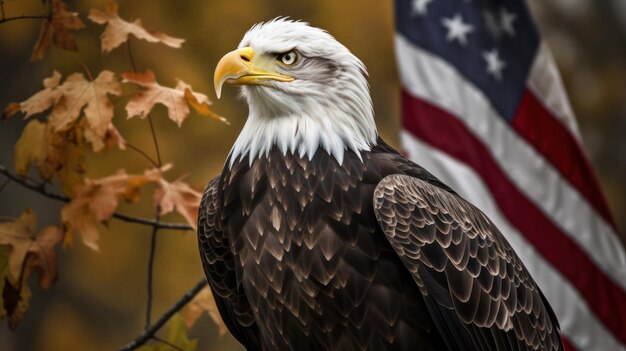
[[240, 55, 251, 62]]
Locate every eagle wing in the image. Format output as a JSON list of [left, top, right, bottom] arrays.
[[373, 174, 563, 351], [198, 176, 260, 350]]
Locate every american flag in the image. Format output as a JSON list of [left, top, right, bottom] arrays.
[[394, 0, 626, 350]]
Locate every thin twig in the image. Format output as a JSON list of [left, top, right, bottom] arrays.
[[79, 60, 94, 81], [145, 213, 160, 328], [152, 336, 185, 351], [147, 115, 163, 166], [118, 279, 207, 351], [0, 164, 193, 231], [127, 39, 140, 71], [126, 37, 167, 333], [0, 14, 48, 25], [0, 177, 10, 195], [126, 142, 160, 168]]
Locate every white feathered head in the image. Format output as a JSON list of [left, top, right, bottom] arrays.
[[214, 18, 377, 166]]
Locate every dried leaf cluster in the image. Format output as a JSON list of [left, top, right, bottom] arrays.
[[1, 0, 228, 346]]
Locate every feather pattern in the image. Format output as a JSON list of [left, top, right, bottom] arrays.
[[198, 140, 563, 350], [373, 174, 563, 351]]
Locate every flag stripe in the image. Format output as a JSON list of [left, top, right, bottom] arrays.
[[401, 89, 626, 345], [395, 34, 626, 288], [527, 43, 581, 139], [400, 131, 625, 351], [511, 90, 616, 227]]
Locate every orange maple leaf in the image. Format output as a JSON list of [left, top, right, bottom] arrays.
[[5, 71, 63, 119], [152, 173, 202, 230], [88, 2, 184, 53], [61, 167, 167, 250], [49, 70, 122, 148], [123, 70, 215, 126], [0, 209, 64, 290], [184, 88, 230, 125], [30, 0, 85, 62]]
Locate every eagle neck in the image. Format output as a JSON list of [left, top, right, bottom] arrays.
[[228, 109, 376, 168]]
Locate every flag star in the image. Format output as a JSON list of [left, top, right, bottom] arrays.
[[483, 48, 506, 80], [483, 10, 502, 39], [411, 0, 434, 16], [441, 13, 474, 45], [500, 8, 517, 36]]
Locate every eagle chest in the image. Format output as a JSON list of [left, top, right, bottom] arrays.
[[221, 151, 405, 346]]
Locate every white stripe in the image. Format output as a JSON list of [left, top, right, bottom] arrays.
[[395, 33, 626, 291], [527, 42, 581, 140], [401, 131, 626, 351]]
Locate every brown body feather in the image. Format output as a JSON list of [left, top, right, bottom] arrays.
[[197, 139, 563, 351]]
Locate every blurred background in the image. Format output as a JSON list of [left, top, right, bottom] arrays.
[[0, 0, 624, 350]]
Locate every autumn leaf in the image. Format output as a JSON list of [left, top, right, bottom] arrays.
[[88, 2, 184, 53], [46, 120, 87, 195], [49, 70, 121, 141], [30, 0, 85, 62], [0, 210, 64, 330], [4, 71, 63, 120], [61, 167, 166, 250], [0, 210, 37, 283], [182, 286, 227, 336], [123, 70, 214, 126], [0, 245, 10, 320], [0, 209, 64, 289], [85, 123, 127, 152], [2, 276, 31, 331], [153, 175, 202, 229], [184, 88, 230, 125], [24, 226, 64, 290], [14, 120, 51, 179], [138, 314, 197, 351]]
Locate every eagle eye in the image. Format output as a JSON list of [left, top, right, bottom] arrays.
[[278, 51, 299, 66]]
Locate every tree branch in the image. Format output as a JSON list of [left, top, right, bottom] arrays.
[[118, 279, 207, 351], [0, 14, 49, 25], [145, 214, 160, 328], [0, 164, 193, 231]]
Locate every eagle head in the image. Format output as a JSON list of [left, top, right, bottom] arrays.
[[214, 18, 377, 166]]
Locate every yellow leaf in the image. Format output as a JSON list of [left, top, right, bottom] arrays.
[[14, 120, 50, 178], [123, 70, 212, 126], [184, 88, 229, 125], [30, 0, 85, 62], [88, 2, 184, 53], [138, 314, 197, 351], [182, 286, 227, 336], [37, 120, 87, 196]]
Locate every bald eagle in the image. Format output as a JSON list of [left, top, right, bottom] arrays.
[[198, 18, 563, 351]]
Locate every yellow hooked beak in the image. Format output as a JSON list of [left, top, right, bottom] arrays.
[[214, 47, 294, 99]]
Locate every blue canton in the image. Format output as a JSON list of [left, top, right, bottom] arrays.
[[396, 0, 540, 120]]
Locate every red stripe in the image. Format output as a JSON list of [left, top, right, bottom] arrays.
[[560, 334, 577, 351], [401, 89, 626, 345], [512, 90, 616, 228]]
